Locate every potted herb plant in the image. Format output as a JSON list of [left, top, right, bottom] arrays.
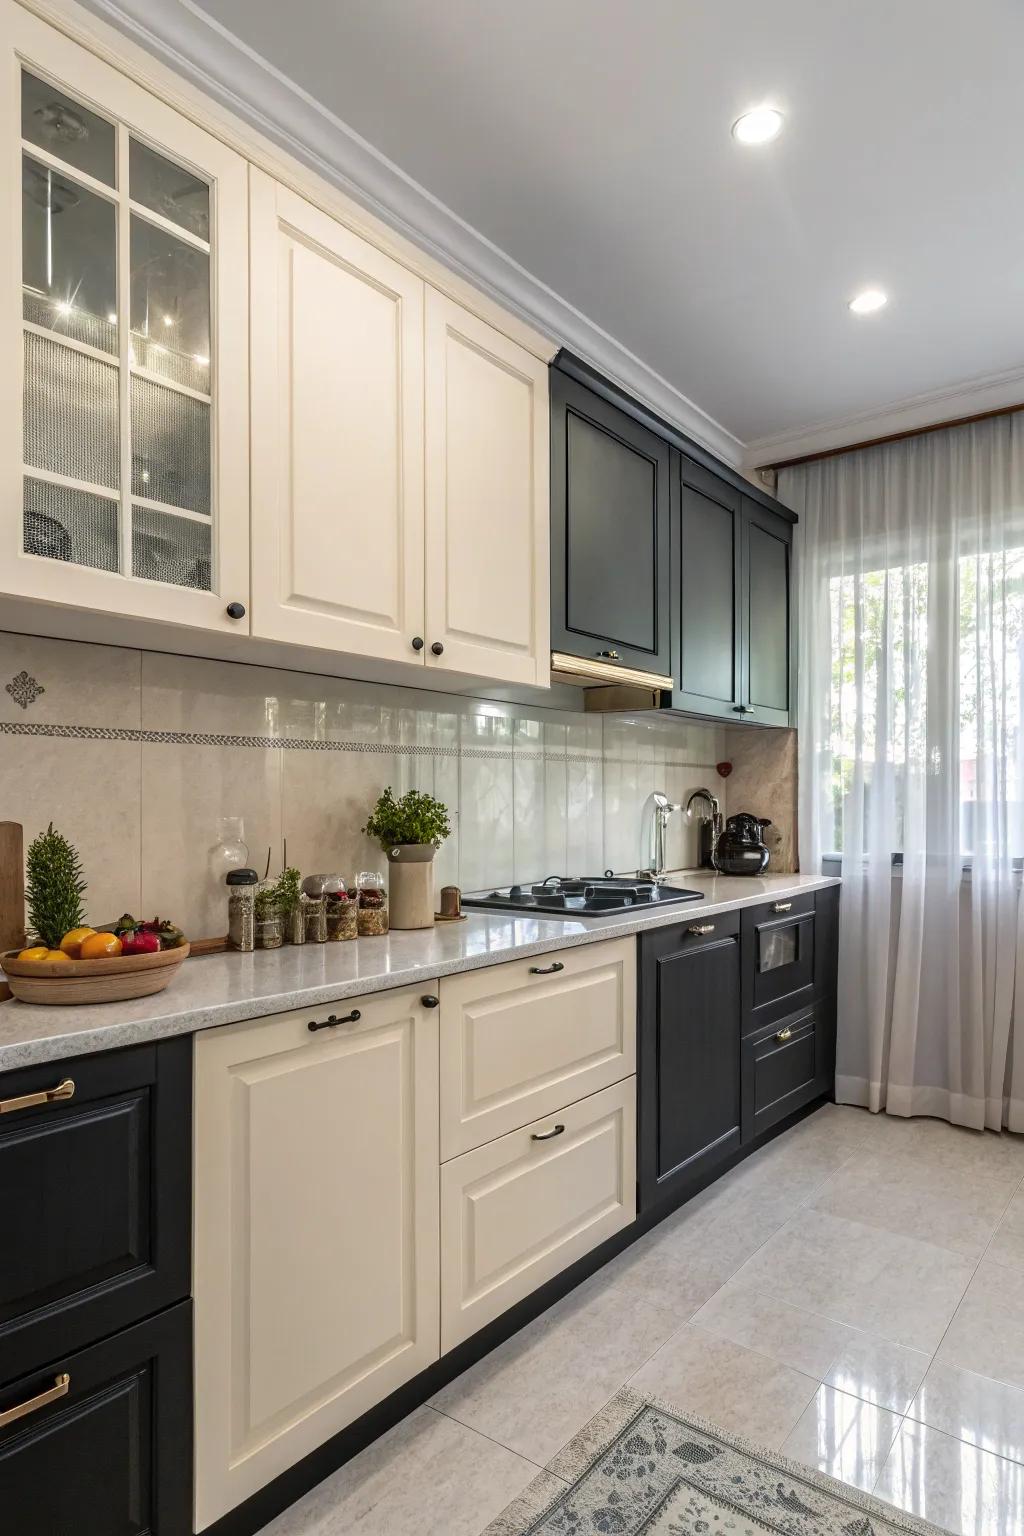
[[362, 788, 451, 930]]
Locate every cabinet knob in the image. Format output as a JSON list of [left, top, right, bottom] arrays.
[[307, 1009, 361, 1032], [775, 1027, 793, 1042], [411, 636, 424, 652], [430, 641, 444, 656], [420, 994, 439, 1008], [597, 650, 620, 661], [732, 704, 755, 714], [226, 601, 246, 620], [687, 923, 716, 936]]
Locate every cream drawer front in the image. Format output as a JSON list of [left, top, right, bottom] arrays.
[[439, 936, 636, 1158], [440, 1078, 636, 1351]]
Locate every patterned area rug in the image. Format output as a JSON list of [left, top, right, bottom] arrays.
[[483, 1389, 943, 1536]]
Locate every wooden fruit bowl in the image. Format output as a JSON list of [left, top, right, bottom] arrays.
[[1, 943, 190, 1005]]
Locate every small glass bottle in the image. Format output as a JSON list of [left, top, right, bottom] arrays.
[[226, 867, 258, 952], [357, 870, 389, 936]]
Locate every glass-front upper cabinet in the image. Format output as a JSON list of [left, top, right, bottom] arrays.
[[1, 5, 250, 631]]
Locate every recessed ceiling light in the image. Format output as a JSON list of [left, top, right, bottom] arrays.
[[732, 107, 784, 145], [848, 288, 888, 315]]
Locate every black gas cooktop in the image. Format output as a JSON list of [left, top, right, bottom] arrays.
[[462, 875, 705, 917]]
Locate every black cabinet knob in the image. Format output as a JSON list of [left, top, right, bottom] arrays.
[[732, 704, 755, 714], [226, 601, 246, 620], [430, 642, 444, 656], [421, 994, 439, 1008], [411, 636, 424, 651]]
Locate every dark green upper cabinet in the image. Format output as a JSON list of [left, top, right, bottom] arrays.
[[670, 455, 792, 726], [550, 371, 672, 676]]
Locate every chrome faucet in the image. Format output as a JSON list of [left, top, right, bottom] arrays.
[[641, 791, 683, 880]]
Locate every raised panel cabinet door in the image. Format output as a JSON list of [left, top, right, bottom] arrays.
[[550, 372, 672, 676], [0, 5, 250, 632], [639, 919, 742, 1210], [742, 500, 792, 726], [440, 1077, 636, 1351], [672, 463, 742, 719], [192, 986, 440, 1529], [439, 936, 636, 1159], [249, 169, 425, 660], [0, 1301, 192, 1536], [424, 288, 549, 686]]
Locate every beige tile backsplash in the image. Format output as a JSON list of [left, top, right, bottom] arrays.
[[0, 631, 796, 940]]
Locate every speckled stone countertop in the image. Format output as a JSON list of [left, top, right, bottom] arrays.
[[0, 872, 839, 1070]]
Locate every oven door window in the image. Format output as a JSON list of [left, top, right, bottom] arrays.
[[759, 925, 799, 973]]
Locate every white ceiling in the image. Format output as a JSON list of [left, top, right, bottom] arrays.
[[99, 0, 1024, 460]]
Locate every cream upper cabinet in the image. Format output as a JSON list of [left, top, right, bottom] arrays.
[[424, 289, 550, 686], [249, 169, 425, 662], [249, 170, 550, 686], [0, 2, 250, 631], [192, 986, 440, 1529]]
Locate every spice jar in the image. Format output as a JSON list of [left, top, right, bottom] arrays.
[[285, 899, 307, 945], [226, 867, 259, 952], [254, 881, 283, 949], [300, 875, 329, 944], [357, 870, 389, 936], [322, 876, 357, 941]]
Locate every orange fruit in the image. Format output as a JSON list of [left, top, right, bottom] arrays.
[[42, 949, 72, 964], [79, 931, 123, 960], [17, 945, 50, 962], [60, 926, 97, 958]]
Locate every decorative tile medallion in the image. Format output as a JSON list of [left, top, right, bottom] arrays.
[[5, 671, 45, 710]]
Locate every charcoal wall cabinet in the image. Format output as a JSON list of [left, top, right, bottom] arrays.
[[550, 370, 672, 677]]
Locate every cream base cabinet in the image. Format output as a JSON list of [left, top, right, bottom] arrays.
[[192, 986, 440, 1529], [424, 289, 550, 686], [441, 1078, 636, 1352], [248, 170, 426, 662]]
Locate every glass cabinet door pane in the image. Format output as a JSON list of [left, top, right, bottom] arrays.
[[131, 376, 210, 514], [24, 476, 119, 572], [758, 926, 799, 973], [130, 214, 210, 391], [132, 506, 211, 590], [23, 331, 120, 489], [22, 154, 117, 353], [129, 138, 209, 240], [21, 71, 116, 187]]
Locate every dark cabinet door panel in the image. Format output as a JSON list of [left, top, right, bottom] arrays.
[[640, 916, 741, 1209], [677, 482, 740, 713], [0, 1038, 190, 1382], [0, 1301, 191, 1536], [742, 1005, 826, 1141], [551, 371, 671, 674], [743, 501, 792, 726]]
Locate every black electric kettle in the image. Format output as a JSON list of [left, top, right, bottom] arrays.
[[713, 812, 772, 875]]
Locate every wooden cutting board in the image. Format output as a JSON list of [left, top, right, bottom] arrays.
[[0, 822, 25, 1001]]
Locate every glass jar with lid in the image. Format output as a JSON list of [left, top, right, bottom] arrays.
[[356, 870, 389, 936], [254, 879, 283, 949], [300, 874, 329, 943], [322, 875, 357, 941], [226, 866, 258, 952]]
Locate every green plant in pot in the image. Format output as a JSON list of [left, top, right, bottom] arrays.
[[362, 788, 451, 930]]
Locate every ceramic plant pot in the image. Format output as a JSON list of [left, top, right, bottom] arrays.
[[386, 844, 435, 929]]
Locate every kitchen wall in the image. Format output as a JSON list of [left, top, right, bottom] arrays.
[[0, 631, 746, 940]]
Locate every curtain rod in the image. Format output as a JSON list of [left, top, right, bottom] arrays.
[[761, 399, 1024, 472]]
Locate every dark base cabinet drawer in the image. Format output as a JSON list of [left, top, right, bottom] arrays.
[[0, 1037, 191, 1382], [742, 1005, 826, 1141], [0, 1301, 192, 1536]]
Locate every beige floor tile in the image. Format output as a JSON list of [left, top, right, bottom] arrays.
[[986, 1187, 1024, 1269], [597, 1229, 728, 1319], [810, 1148, 1020, 1259], [909, 1361, 1024, 1467], [429, 1274, 680, 1466], [874, 1418, 1024, 1536], [627, 1325, 818, 1449], [734, 1207, 974, 1353], [781, 1385, 902, 1492], [823, 1331, 930, 1414], [255, 1406, 539, 1534], [691, 1279, 854, 1377], [936, 1257, 1024, 1390]]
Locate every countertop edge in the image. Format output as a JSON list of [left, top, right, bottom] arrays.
[[0, 874, 841, 1070]]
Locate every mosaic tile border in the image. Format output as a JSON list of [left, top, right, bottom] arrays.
[[0, 719, 601, 764]]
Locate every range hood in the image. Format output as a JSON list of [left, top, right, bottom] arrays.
[[550, 651, 673, 711]]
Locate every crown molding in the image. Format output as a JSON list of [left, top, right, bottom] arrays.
[[746, 363, 1024, 468], [61, 0, 744, 468]]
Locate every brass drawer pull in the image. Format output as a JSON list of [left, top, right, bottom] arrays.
[[0, 1077, 75, 1116], [772, 902, 793, 914], [529, 962, 565, 975], [775, 1027, 793, 1042], [687, 923, 715, 936], [0, 1372, 70, 1429], [531, 1123, 565, 1142]]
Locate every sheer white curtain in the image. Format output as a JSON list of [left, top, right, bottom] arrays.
[[781, 413, 1024, 1131]]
